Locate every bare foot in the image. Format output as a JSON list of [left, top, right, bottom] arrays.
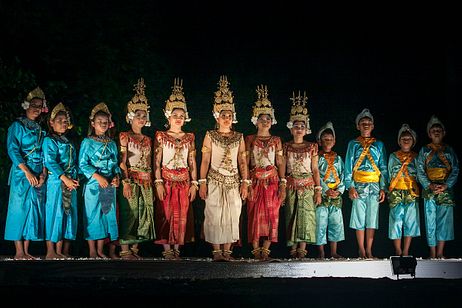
[[437, 254, 445, 259], [25, 253, 39, 260], [14, 253, 27, 260], [331, 253, 343, 259], [46, 252, 62, 260], [358, 249, 366, 259], [120, 254, 137, 260], [97, 253, 109, 259], [318, 251, 325, 260]]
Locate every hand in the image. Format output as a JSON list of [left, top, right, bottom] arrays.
[[348, 187, 359, 200], [93, 173, 109, 188], [36, 173, 46, 188], [199, 184, 207, 200], [156, 183, 166, 201], [240, 183, 248, 200], [111, 176, 120, 188], [378, 189, 385, 203], [24, 170, 39, 187], [188, 185, 197, 202], [61, 175, 79, 190], [314, 191, 322, 205], [278, 186, 286, 206], [248, 186, 255, 202], [123, 182, 133, 199]]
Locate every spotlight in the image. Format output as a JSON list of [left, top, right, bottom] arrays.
[[390, 256, 417, 279]]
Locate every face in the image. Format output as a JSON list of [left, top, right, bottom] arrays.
[[91, 114, 110, 135], [319, 132, 335, 151], [357, 118, 374, 135], [132, 110, 147, 128], [399, 132, 414, 152], [50, 113, 69, 135], [217, 110, 233, 129], [256, 114, 272, 130], [169, 108, 185, 128], [26, 98, 43, 120], [291, 121, 307, 137], [428, 126, 445, 144]]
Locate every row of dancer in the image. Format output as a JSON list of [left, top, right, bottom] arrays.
[[4, 76, 458, 260]]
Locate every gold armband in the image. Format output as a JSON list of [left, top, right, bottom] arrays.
[[201, 146, 211, 153], [276, 150, 284, 157], [239, 151, 249, 158], [120, 145, 127, 152]]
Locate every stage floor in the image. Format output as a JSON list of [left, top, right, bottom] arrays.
[[1, 257, 461, 306]]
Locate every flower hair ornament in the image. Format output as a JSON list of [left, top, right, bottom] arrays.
[[250, 84, 277, 126], [126, 77, 151, 127]]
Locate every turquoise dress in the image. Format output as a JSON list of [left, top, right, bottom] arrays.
[[43, 134, 78, 243], [4, 117, 46, 241], [79, 136, 121, 241]]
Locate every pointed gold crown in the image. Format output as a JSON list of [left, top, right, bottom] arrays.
[[90, 102, 114, 127], [23, 86, 48, 112], [287, 90, 311, 133], [251, 85, 277, 125], [126, 77, 151, 126], [213, 75, 237, 123], [26, 87, 46, 102], [50, 102, 73, 129], [164, 77, 190, 122]]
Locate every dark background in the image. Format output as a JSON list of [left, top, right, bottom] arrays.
[[0, 1, 460, 259]]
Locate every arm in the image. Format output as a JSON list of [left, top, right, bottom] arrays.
[[275, 137, 286, 204], [199, 132, 212, 200], [153, 132, 166, 201], [119, 132, 132, 198], [188, 134, 198, 202], [311, 144, 322, 205], [238, 135, 249, 200]]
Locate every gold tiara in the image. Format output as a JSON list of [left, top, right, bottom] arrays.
[[251, 85, 276, 124], [164, 77, 190, 122], [50, 102, 73, 129], [26, 87, 46, 102], [213, 75, 237, 122], [287, 90, 311, 133], [126, 77, 150, 125]]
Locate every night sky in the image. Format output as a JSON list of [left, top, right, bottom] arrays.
[[0, 1, 460, 257]]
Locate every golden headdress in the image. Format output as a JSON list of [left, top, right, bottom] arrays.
[[286, 90, 311, 134], [397, 123, 417, 147], [213, 75, 237, 123], [251, 85, 277, 125], [126, 78, 151, 126], [164, 77, 191, 122], [22, 86, 48, 112], [89, 102, 114, 127], [50, 102, 73, 129]]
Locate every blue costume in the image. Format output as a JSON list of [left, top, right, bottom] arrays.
[[4, 116, 46, 241], [43, 134, 78, 243], [416, 143, 459, 246], [345, 136, 388, 230], [387, 150, 420, 239], [79, 136, 121, 241], [316, 150, 345, 245]]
